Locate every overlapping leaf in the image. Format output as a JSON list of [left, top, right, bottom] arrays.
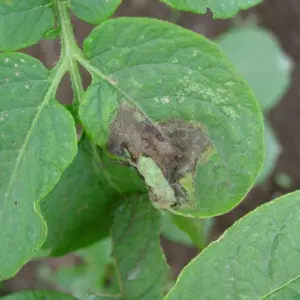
[[70, 0, 121, 24], [42, 140, 146, 256], [165, 191, 300, 300], [159, 0, 263, 18], [0, 0, 55, 51], [41, 141, 117, 256], [0, 53, 77, 280], [79, 18, 264, 217], [111, 194, 168, 299]]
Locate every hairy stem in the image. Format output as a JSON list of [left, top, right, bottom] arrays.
[[57, 0, 84, 106]]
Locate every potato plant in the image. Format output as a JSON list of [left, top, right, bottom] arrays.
[[1, 0, 297, 299]]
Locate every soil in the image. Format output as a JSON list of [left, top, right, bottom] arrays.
[[2, 0, 300, 294]]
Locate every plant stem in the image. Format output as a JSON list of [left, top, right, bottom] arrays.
[[57, 0, 84, 107]]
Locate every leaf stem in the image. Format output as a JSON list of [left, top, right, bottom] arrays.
[[56, 0, 84, 107]]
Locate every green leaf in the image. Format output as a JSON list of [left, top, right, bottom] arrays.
[[217, 27, 292, 111], [162, 214, 194, 247], [79, 18, 264, 217], [256, 122, 281, 185], [40, 238, 112, 299], [1, 290, 78, 300], [159, 0, 263, 19], [0, 52, 77, 280], [275, 172, 293, 190], [111, 194, 169, 299], [70, 0, 121, 25], [169, 213, 213, 249], [0, 0, 55, 51], [165, 191, 300, 300], [41, 141, 118, 256], [162, 213, 213, 249], [44, 27, 61, 40], [42, 139, 146, 256]]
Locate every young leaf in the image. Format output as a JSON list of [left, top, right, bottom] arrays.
[[79, 18, 264, 217], [0, 0, 55, 51], [217, 27, 291, 112], [111, 194, 169, 299], [159, 0, 263, 19], [165, 191, 300, 300], [1, 290, 78, 300], [0, 53, 77, 280], [41, 141, 119, 256], [70, 0, 121, 25]]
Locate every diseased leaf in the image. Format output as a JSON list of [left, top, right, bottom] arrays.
[[0, 0, 55, 51], [159, 0, 263, 19], [165, 191, 300, 300], [0, 53, 77, 280], [1, 290, 78, 300], [70, 0, 121, 25], [135, 156, 177, 209], [218, 27, 291, 111], [41, 141, 118, 256], [111, 194, 168, 300], [79, 18, 264, 217]]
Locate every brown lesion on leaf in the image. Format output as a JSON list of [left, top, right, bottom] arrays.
[[107, 103, 213, 186]]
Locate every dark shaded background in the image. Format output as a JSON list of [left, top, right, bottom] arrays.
[[2, 0, 300, 294]]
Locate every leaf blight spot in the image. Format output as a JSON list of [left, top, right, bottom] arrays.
[[107, 103, 214, 211]]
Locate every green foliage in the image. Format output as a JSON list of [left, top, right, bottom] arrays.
[[217, 26, 291, 112], [0, 1, 54, 50], [162, 215, 194, 247], [256, 122, 281, 184], [1, 290, 78, 300], [41, 141, 119, 256], [70, 0, 121, 25], [0, 52, 77, 280], [111, 195, 169, 299], [275, 172, 293, 190], [0, 0, 272, 298], [79, 18, 263, 217], [159, 0, 263, 18], [218, 26, 292, 184], [39, 238, 112, 299], [166, 191, 300, 299], [162, 212, 213, 249]]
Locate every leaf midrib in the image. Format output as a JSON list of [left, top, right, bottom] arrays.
[[260, 274, 300, 299], [1, 60, 67, 221]]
